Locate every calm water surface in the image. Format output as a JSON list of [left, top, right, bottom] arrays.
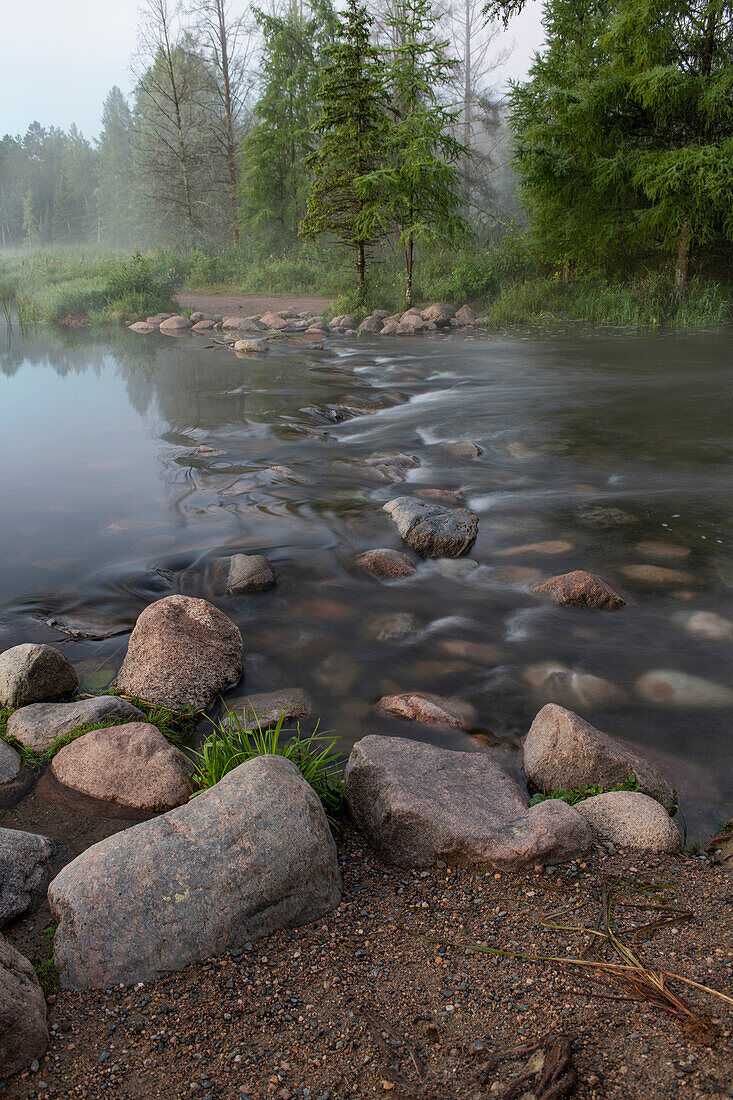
[[1, 321, 732, 842]]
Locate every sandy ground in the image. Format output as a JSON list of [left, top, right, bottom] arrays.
[[4, 830, 733, 1100], [177, 293, 333, 317]]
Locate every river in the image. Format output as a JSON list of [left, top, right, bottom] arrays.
[[1, 320, 732, 844]]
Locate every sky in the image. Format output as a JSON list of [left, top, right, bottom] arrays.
[[0, 0, 545, 140]]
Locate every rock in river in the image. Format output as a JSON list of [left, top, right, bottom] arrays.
[[215, 553, 277, 594], [575, 792, 681, 853], [0, 827, 58, 927], [636, 669, 733, 708], [533, 570, 626, 609], [0, 935, 48, 1077], [51, 723, 191, 812], [0, 643, 78, 709], [383, 496, 479, 558], [375, 691, 477, 730], [6, 694, 144, 754], [346, 736, 591, 869], [0, 741, 21, 785], [48, 755, 342, 989], [523, 703, 675, 804], [224, 688, 314, 730], [116, 595, 243, 711], [159, 315, 193, 334], [353, 548, 416, 580], [523, 662, 626, 710]]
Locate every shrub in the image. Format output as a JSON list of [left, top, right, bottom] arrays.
[[102, 250, 181, 320], [188, 708, 346, 827]]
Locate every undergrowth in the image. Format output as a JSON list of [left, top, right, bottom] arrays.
[[188, 708, 346, 828], [529, 775, 644, 806], [33, 923, 59, 995]]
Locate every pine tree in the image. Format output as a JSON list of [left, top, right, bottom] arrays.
[[359, 0, 470, 305], [300, 0, 387, 295], [496, 0, 733, 285], [238, 0, 337, 242]]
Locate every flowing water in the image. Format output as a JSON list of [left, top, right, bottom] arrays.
[[1, 320, 732, 844]]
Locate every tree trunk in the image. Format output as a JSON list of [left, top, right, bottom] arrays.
[[405, 235, 414, 308], [160, 14, 194, 225], [675, 216, 691, 290], [562, 259, 570, 285], [215, 0, 239, 245], [357, 241, 366, 290]]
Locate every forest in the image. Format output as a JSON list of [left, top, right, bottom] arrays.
[[0, 0, 732, 324]]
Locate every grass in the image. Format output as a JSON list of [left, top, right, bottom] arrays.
[[0, 693, 197, 768], [33, 922, 59, 995], [188, 707, 346, 828], [528, 775, 643, 807]]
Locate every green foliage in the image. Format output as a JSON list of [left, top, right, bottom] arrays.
[[484, 272, 732, 327], [508, 0, 733, 282], [239, 1, 337, 240], [300, 0, 388, 294], [189, 708, 346, 827], [103, 250, 181, 319], [529, 775, 643, 807]]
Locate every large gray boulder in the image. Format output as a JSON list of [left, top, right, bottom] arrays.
[[523, 704, 675, 804], [0, 643, 78, 709], [51, 723, 191, 812], [6, 695, 144, 754], [0, 827, 58, 927], [48, 755, 341, 989], [383, 497, 479, 558], [575, 792, 681, 853], [346, 736, 591, 870], [0, 935, 48, 1077], [116, 595, 243, 711], [0, 742, 21, 785]]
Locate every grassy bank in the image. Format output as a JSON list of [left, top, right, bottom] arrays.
[[1, 239, 731, 328]]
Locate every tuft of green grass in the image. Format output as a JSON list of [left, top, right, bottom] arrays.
[[33, 922, 59, 995], [529, 775, 644, 807], [188, 708, 346, 828]]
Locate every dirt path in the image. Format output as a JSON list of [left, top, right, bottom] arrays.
[[178, 292, 333, 316]]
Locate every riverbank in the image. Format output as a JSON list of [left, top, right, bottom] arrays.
[[3, 829, 732, 1100]]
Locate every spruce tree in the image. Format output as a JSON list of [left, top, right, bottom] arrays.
[[359, 0, 470, 306], [300, 0, 387, 296]]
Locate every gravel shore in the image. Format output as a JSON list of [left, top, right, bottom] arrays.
[[3, 830, 733, 1100]]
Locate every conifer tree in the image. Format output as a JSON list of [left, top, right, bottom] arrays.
[[300, 0, 387, 296], [359, 0, 470, 306]]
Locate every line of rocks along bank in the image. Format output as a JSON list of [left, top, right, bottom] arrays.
[[125, 302, 480, 344]]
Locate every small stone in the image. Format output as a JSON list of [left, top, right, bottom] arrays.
[[636, 669, 733, 708], [619, 564, 700, 588], [51, 724, 191, 812], [375, 692, 478, 730], [673, 610, 733, 641], [233, 338, 268, 353], [0, 644, 78, 709], [533, 570, 625, 609], [495, 540, 574, 558], [353, 549, 416, 580], [224, 554, 277, 594], [575, 792, 681, 853]]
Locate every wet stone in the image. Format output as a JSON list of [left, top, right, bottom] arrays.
[[352, 549, 416, 580], [375, 692, 478, 730], [6, 695, 145, 754], [533, 570, 626, 609]]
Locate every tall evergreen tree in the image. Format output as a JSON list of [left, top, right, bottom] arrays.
[[300, 0, 387, 294], [493, 0, 733, 284], [238, 0, 337, 241], [98, 87, 138, 247], [360, 0, 470, 305]]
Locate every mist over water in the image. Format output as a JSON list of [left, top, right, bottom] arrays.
[[1, 321, 732, 841]]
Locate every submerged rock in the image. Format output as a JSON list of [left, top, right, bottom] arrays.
[[619, 563, 700, 588], [0, 828, 58, 927], [533, 570, 626, 609], [436, 639, 501, 664], [673, 610, 733, 641], [346, 736, 592, 869], [438, 440, 483, 459], [0, 935, 48, 1077], [116, 595, 243, 711], [636, 669, 733, 708], [0, 643, 78, 709], [6, 695, 144, 754], [48, 755, 342, 989], [375, 691, 477, 730], [495, 539, 574, 558], [523, 703, 675, 804], [224, 688, 314, 730], [365, 612, 420, 642], [353, 548, 416, 580], [575, 792, 681, 853], [523, 662, 627, 710], [51, 723, 191, 812], [383, 496, 479, 558]]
